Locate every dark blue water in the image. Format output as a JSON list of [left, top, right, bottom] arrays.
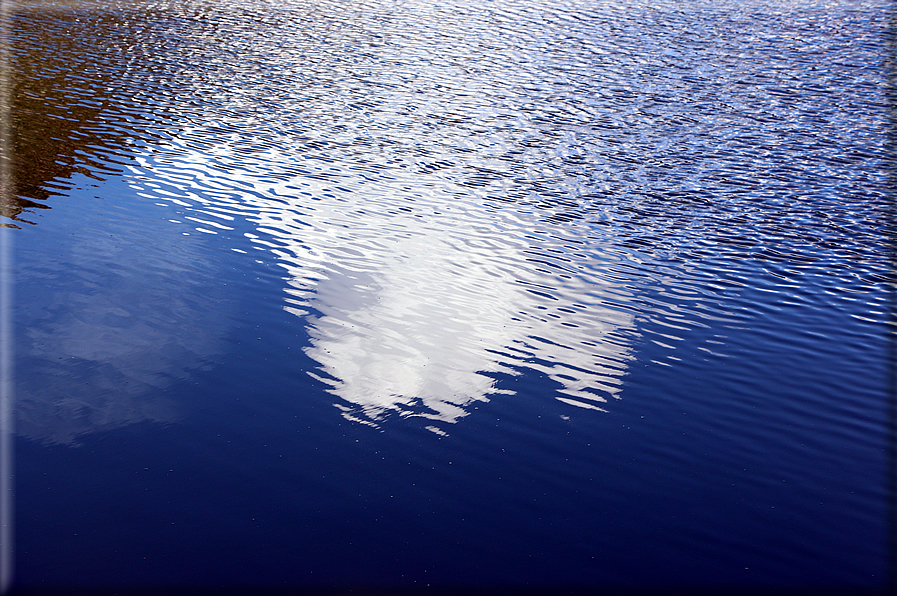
[[8, 0, 894, 592]]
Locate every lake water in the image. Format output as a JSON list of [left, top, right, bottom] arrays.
[[7, 0, 894, 592]]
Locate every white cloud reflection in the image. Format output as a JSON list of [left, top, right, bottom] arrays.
[[291, 205, 634, 431], [137, 138, 635, 433], [17, 0, 644, 444], [17, 188, 230, 445], [11, 0, 642, 439]]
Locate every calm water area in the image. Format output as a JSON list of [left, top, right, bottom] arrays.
[[6, 0, 895, 592]]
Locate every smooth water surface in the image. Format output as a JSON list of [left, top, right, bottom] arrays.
[[8, 0, 894, 592]]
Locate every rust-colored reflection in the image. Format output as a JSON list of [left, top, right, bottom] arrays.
[[11, 1, 237, 444], [7, 0, 186, 226]]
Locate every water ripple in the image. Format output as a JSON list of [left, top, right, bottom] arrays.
[[10, 0, 893, 438]]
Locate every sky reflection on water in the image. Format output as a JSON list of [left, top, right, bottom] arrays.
[[126, 139, 635, 432], [7, 0, 895, 590], [16, 177, 232, 444]]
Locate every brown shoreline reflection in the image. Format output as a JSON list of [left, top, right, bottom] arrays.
[[11, 0, 235, 444], [7, 0, 192, 226]]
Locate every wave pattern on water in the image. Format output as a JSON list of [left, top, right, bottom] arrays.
[[8, 0, 894, 588], [12, 0, 894, 437]]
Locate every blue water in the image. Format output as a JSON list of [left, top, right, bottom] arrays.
[[8, 0, 894, 592]]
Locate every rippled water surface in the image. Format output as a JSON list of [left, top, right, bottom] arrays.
[[9, 0, 894, 591]]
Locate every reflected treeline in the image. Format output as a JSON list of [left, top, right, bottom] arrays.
[[12, 0, 237, 444], [7, 0, 207, 226]]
